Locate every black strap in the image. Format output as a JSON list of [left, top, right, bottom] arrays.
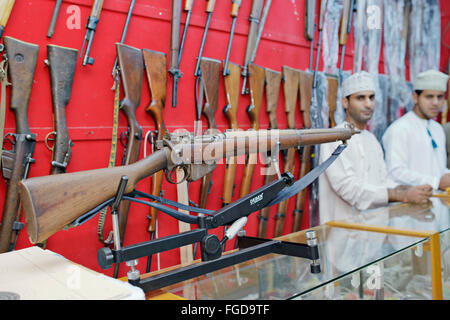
[[263, 143, 346, 208]]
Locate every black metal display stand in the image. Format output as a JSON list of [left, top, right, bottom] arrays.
[[88, 171, 320, 293]]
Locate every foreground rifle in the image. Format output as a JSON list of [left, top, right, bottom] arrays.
[[273, 66, 300, 237], [222, 61, 240, 207], [257, 68, 281, 238], [293, 71, 313, 232], [240, 63, 265, 198], [142, 49, 168, 269], [19, 127, 358, 245], [80, 0, 104, 66], [0, 37, 38, 253], [197, 57, 221, 209], [115, 43, 144, 244]]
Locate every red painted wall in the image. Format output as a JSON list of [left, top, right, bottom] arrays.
[[1, 0, 449, 278]]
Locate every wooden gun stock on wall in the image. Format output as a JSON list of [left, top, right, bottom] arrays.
[[257, 68, 281, 238], [115, 43, 144, 243], [0, 37, 38, 253], [222, 61, 241, 207], [240, 63, 265, 198], [273, 66, 300, 237]]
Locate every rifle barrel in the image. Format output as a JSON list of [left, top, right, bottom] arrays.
[[47, 0, 62, 38]]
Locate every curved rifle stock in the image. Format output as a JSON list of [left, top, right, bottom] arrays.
[[274, 66, 300, 237], [116, 43, 144, 243], [198, 57, 221, 209], [240, 63, 265, 198], [222, 61, 240, 207], [142, 49, 167, 236], [293, 71, 313, 232], [46, 45, 78, 175], [19, 128, 358, 245], [257, 68, 281, 238], [0, 37, 38, 253]]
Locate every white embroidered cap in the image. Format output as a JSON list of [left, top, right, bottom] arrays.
[[342, 71, 376, 97], [414, 69, 449, 92]]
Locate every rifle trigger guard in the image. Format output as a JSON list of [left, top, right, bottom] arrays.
[[44, 131, 56, 151], [164, 165, 189, 185]]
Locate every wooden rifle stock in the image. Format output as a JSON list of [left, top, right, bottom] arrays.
[[46, 44, 78, 175], [115, 43, 144, 243], [274, 66, 300, 237], [0, 0, 15, 40], [0, 37, 38, 253], [293, 71, 314, 232], [198, 57, 221, 209], [327, 76, 338, 128], [240, 63, 265, 198], [19, 128, 358, 244], [142, 49, 168, 234], [222, 61, 240, 207], [257, 68, 281, 238]]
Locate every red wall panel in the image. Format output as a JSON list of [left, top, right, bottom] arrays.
[[0, 0, 448, 279]]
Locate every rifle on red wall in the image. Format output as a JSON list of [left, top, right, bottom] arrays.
[[194, 0, 216, 78], [239, 63, 265, 198], [170, 0, 195, 108], [197, 57, 221, 209], [257, 68, 281, 238], [80, 0, 104, 66], [273, 66, 300, 237], [222, 61, 240, 207], [115, 43, 144, 247], [241, 0, 272, 95], [0, 37, 38, 253], [142, 48, 168, 271]]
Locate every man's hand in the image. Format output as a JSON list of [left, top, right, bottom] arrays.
[[388, 185, 432, 204], [438, 173, 450, 190], [402, 185, 432, 204]]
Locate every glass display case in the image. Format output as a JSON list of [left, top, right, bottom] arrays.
[[146, 224, 430, 300], [326, 198, 450, 300]]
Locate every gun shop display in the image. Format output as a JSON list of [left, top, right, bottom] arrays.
[[0, 0, 447, 297]]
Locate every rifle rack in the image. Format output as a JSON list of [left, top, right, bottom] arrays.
[[89, 172, 321, 293]]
